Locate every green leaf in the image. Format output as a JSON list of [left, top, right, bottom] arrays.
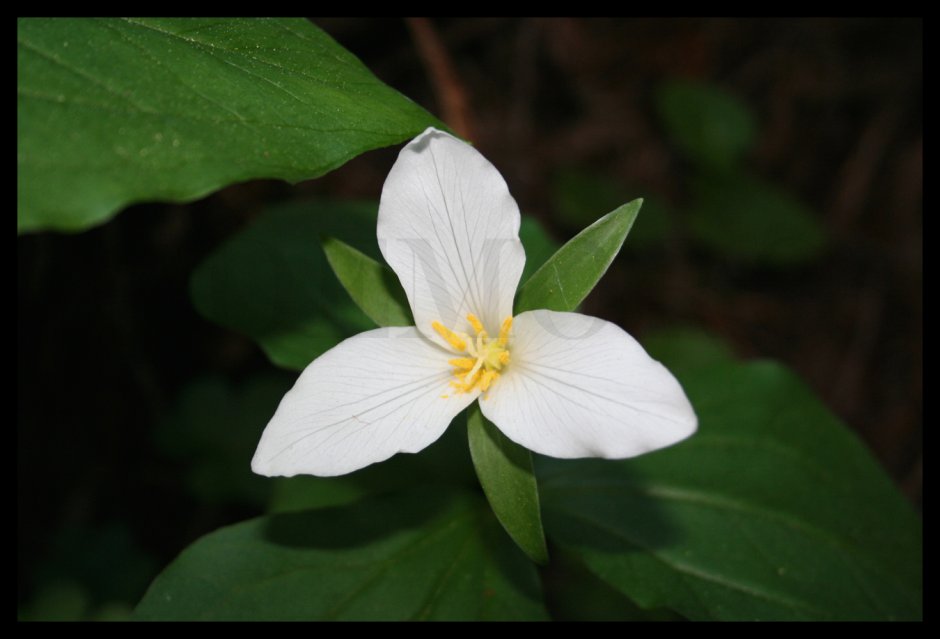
[[467, 405, 548, 565], [516, 199, 642, 313], [656, 79, 758, 170], [18, 18, 443, 233], [135, 488, 548, 620], [539, 361, 922, 621], [190, 200, 380, 370], [641, 326, 737, 377], [542, 548, 683, 621], [687, 171, 826, 265], [322, 237, 412, 328]]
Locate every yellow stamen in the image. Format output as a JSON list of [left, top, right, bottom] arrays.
[[498, 351, 510, 365], [432, 321, 467, 351], [467, 313, 486, 336], [498, 317, 513, 346], [448, 357, 476, 370], [480, 370, 498, 392]]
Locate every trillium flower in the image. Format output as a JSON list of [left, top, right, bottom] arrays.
[[252, 128, 697, 477]]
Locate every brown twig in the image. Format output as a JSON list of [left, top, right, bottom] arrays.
[[405, 18, 476, 141]]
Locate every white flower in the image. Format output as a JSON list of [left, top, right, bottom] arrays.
[[252, 128, 697, 477]]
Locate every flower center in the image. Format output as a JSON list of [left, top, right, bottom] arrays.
[[432, 314, 512, 395]]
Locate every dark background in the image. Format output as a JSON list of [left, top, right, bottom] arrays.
[[18, 18, 922, 618]]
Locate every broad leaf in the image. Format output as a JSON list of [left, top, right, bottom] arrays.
[[18, 18, 443, 233], [135, 488, 548, 621], [542, 548, 682, 621], [688, 171, 826, 265], [516, 199, 641, 313], [540, 361, 922, 621], [656, 80, 757, 171], [467, 406, 548, 565], [641, 326, 737, 377], [190, 200, 380, 370]]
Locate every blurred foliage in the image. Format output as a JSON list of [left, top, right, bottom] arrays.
[[656, 80, 758, 171], [155, 375, 294, 507], [552, 79, 827, 266], [19, 523, 155, 621], [551, 170, 672, 249], [688, 170, 827, 264]]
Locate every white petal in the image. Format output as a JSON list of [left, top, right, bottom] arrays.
[[252, 327, 478, 477], [479, 310, 697, 459], [377, 128, 526, 346]]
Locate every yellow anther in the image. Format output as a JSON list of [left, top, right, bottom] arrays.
[[467, 313, 486, 336], [498, 316, 513, 346], [432, 321, 467, 351], [448, 357, 476, 370], [498, 351, 510, 366], [480, 370, 498, 392]]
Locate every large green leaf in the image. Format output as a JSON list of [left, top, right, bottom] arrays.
[[687, 170, 826, 265], [515, 199, 641, 313], [135, 488, 548, 621], [190, 200, 380, 370], [18, 18, 443, 233], [467, 406, 548, 565], [539, 361, 922, 621], [656, 79, 757, 171]]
